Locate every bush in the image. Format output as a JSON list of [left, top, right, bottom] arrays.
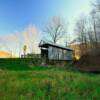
[[64, 61, 77, 71]]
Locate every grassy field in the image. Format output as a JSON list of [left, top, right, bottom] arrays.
[[0, 59, 100, 100]]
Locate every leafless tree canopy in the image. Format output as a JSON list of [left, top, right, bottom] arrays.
[[74, 0, 100, 56], [44, 16, 67, 44]]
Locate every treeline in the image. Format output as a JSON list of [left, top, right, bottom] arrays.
[[75, 0, 100, 56]]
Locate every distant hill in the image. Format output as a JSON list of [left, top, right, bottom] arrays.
[[0, 51, 16, 58]]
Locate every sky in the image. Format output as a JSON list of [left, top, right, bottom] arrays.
[[0, 0, 93, 35], [0, 0, 94, 56]]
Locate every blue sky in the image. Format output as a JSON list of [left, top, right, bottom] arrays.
[[0, 0, 92, 35]]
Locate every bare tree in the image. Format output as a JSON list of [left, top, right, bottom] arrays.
[[92, 0, 100, 12], [44, 16, 67, 44], [22, 25, 40, 54], [92, 0, 100, 44], [23, 45, 27, 58], [90, 10, 98, 45], [72, 0, 100, 60], [75, 16, 88, 56]]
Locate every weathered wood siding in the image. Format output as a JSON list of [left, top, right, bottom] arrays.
[[48, 46, 73, 60]]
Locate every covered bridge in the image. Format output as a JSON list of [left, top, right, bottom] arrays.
[[39, 41, 73, 61]]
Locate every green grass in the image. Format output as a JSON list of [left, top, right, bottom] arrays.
[[0, 59, 100, 100]]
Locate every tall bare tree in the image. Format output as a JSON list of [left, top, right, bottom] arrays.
[[91, 10, 98, 45], [75, 16, 88, 56], [44, 16, 67, 44]]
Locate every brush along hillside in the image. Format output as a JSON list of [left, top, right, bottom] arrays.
[[0, 58, 100, 100], [76, 47, 100, 72]]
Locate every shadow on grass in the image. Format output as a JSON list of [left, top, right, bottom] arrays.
[[0, 64, 51, 71], [0, 58, 50, 71]]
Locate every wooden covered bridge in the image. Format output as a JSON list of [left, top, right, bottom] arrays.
[[39, 41, 73, 62]]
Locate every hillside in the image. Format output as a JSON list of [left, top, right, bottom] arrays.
[[0, 51, 16, 58], [76, 49, 100, 72]]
